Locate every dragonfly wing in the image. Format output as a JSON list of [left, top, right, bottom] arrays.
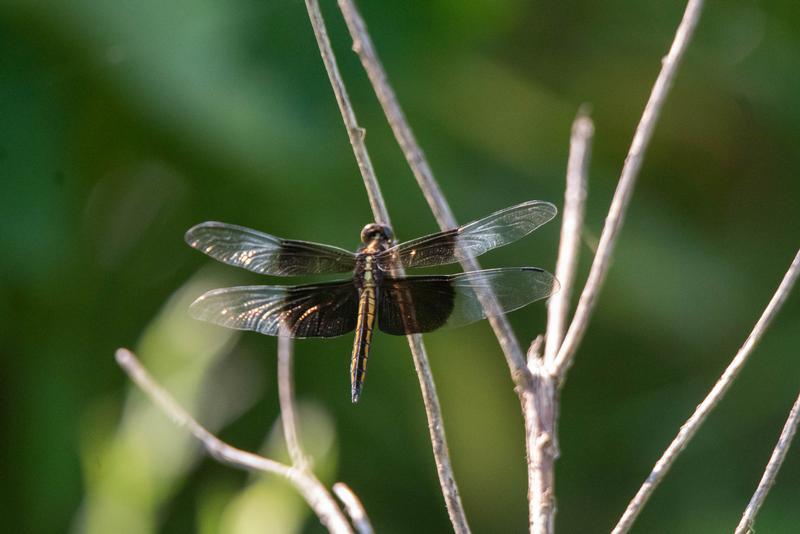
[[186, 221, 357, 276], [189, 280, 358, 338], [376, 201, 556, 269], [377, 268, 558, 335]]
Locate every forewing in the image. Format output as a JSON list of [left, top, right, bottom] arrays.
[[376, 201, 556, 269], [185, 222, 357, 276], [378, 268, 558, 335], [189, 280, 358, 338]]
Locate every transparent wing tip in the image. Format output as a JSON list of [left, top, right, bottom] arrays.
[[528, 200, 558, 221], [184, 221, 221, 247], [519, 266, 560, 300], [187, 289, 221, 320]]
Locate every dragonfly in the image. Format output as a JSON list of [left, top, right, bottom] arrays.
[[186, 200, 559, 403]]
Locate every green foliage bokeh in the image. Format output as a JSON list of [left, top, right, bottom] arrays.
[[1, 1, 799, 533]]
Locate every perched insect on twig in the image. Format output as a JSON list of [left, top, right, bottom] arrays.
[[186, 201, 559, 402]]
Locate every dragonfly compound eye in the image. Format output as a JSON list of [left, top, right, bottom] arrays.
[[360, 223, 393, 243]]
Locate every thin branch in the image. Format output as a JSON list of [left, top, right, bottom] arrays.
[[278, 333, 375, 531], [304, 0, 389, 225], [335, 0, 454, 227], [335, 0, 530, 386], [115, 348, 354, 534], [735, 390, 800, 534], [519, 110, 594, 534], [404, 333, 471, 533], [278, 333, 308, 469], [613, 249, 800, 534], [334, 482, 375, 534], [544, 109, 593, 370], [552, 0, 706, 377], [303, 2, 470, 531]]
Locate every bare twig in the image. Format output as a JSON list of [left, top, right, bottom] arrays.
[[304, 0, 388, 225], [519, 110, 594, 534], [735, 390, 800, 534], [544, 109, 593, 369], [278, 333, 308, 469], [334, 482, 375, 534], [115, 348, 354, 534], [552, 0, 706, 377], [613, 249, 800, 534], [303, 2, 470, 531], [404, 333, 471, 533], [335, 0, 454, 227]]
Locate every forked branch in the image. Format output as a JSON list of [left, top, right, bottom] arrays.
[[552, 0, 706, 377], [337, 0, 705, 531], [279, 332, 374, 531], [523, 110, 594, 534], [115, 348, 355, 534]]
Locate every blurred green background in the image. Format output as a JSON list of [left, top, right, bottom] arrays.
[[2, 0, 799, 532]]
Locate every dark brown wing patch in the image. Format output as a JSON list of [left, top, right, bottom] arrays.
[[377, 268, 558, 335], [189, 280, 359, 338], [378, 276, 456, 335]]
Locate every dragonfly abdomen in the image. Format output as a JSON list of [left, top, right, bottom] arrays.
[[350, 254, 380, 403]]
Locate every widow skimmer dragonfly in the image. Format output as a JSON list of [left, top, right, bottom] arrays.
[[186, 200, 559, 402]]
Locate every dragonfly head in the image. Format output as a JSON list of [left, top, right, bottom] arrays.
[[360, 223, 393, 245]]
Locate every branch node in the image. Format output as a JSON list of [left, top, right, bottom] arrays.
[[115, 348, 355, 533], [527, 335, 545, 364], [535, 432, 552, 450], [513, 367, 536, 394]]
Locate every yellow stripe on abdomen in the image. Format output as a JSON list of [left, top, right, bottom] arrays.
[[350, 286, 376, 403]]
